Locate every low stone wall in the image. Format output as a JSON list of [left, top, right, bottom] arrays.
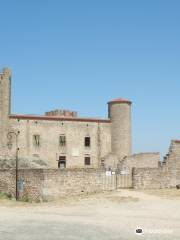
[[132, 167, 169, 189], [0, 169, 44, 200], [0, 169, 114, 201], [42, 169, 104, 200], [133, 166, 180, 189], [0, 169, 15, 194]]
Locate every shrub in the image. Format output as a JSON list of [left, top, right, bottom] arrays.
[[0, 191, 12, 199]]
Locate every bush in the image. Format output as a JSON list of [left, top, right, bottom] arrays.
[[0, 191, 12, 199]]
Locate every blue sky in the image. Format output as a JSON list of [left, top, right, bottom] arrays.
[[0, 0, 180, 155]]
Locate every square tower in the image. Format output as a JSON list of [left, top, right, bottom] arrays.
[[0, 67, 11, 148]]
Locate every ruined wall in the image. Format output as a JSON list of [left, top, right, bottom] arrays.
[[101, 152, 119, 170], [119, 152, 160, 171], [133, 141, 180, 189]]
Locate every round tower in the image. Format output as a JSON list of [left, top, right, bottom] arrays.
[[108, 98, 132, 161]]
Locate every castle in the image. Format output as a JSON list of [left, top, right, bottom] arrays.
[[1, 67, 180, 200], [0, 67, 160, 170]]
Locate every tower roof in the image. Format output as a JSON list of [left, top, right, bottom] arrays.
[[108, 98, 132, 104]]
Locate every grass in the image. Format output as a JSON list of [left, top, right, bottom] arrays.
[[0, 191, 13, 200], [0, 191, 41, 203]]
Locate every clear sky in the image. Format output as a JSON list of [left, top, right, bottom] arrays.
[[0, 0, 180, 156]]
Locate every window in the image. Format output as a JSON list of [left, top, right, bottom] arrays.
[[84, 137, 90, 147], [101, 158, 105, 167], [58, 156, 66, 169], [33, 135, 40, 147], [84, 156, 91, 166], [59, 135, 66, 147]]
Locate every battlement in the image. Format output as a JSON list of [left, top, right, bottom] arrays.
[[45, 109, 78, 118]]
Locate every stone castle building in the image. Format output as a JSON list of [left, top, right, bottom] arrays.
[[1, 67, 180, 200], [0, 67, 160, 170]]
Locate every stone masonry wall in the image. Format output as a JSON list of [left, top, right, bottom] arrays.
[[132, 167, 172, 189], [133, 141, 180, 189], [0, 168, 111, 201], [0, 169, 44, 200], [119, 152, 160, 172], [42, 169, 105, 200], [0, 169, 15, 194], [1, 141, 179, 198]]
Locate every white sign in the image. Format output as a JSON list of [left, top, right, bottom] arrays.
[[72, 148, 79, 157], [106, 171, 112, 176]]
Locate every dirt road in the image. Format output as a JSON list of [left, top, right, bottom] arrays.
[[0, 189, 180, 240]]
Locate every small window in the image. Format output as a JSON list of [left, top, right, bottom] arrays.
[[84, 137, 90, 147], [58, 156, 66, 169], [59, 135, 66, 147], [84, 156, 91, 165], [33, 135, 40, 147], [101, 158, 105, 167]]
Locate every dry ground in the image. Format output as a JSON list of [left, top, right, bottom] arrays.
[[0, 189, 180, 240]]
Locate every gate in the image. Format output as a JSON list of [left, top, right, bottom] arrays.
[[102, 170, 132, 190], [116, 173, 132, 188]]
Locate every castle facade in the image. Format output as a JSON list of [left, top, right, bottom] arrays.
[[0, 67, 132, 169]]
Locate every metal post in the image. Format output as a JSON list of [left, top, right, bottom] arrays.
[[115, 171, 117, 190], [15, 147, 19, 200]]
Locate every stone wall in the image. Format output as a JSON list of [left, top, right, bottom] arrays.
[[42, 169, 105, 200], [0, 168, 115, 201], [0, 169, 44, 200], [133, 141, 180, 189], [1, 141, 180, 198], [0, 68, 11, 150], [132, 167, 171, 189], [119, 152, 160, 172], [0, 169, 15, 194]]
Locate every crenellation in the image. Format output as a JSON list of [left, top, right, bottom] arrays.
[[45, 109, 78, 118]]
